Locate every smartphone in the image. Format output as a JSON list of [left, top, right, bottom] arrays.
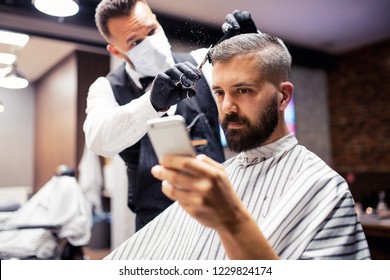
[[147, 115, 195, 160]]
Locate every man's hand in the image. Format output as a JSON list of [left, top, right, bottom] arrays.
[[150, 62, 202, 111], [222, 10, 258, 38], [151, 154, 244, 230]]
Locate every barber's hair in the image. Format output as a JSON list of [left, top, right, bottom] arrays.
[[95, 0, 146, 40], [211, 33, 292, 82]]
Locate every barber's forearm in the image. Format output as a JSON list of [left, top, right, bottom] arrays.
[[84, 93, 159, 157], [84, 115, 145, 157], [216, 210, 279, 260]]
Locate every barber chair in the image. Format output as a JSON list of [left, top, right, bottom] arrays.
[[0, 166, 92, 260]]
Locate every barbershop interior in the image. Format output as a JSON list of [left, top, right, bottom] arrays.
[[0, 0, 389, 260]]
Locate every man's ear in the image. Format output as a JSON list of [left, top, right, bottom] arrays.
[[107, 44, 125, 59], [279, 82, 294, 111]]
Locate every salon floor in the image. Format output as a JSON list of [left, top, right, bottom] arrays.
[[83, 246, 112, 260]]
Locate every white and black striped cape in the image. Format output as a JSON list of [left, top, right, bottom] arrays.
[[105, 134, 371, 260]]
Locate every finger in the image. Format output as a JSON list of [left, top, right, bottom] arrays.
[[162, 180, 193, 202], [161, 180, 173, 197], [161, 155, 221, 180], [196, 154, 224, 171], [176, 62, 202, 84], [232, 10, 243, 20], [233, 10, 244, 21], [151, 164, 191, 186], [162, 180, 203, 210], [221, 22, 232, 34], [161, 180, 176, 201], [164, 66, 184, 84], [232, 10, 257, 33], [225, 13, 240, 30], [152, 164, 201, 194], [162, 178, 195, 194], [233, 10, 249, 22], [241, 11, 251, 21], [159, 156, 196, 175], [153, 72, 175, 88], [183, 62, 202, 78], [151, 165, 167, 180]]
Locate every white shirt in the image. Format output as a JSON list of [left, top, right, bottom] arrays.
[[104, 134, 370, 260], [83, 48, 213, 158]]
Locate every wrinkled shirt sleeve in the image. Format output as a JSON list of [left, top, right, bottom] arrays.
[[83, 77, 161, 157]]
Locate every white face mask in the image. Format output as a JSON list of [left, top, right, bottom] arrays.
[[126, 32, 175, 76]]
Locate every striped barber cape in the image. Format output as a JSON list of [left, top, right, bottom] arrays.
[[0, 176, 92, 259], [105, 134, 370, 260]]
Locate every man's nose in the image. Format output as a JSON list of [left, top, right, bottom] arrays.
[[221, 94, 238, 114]]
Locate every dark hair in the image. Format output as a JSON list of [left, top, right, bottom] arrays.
[[55, 165, 75, 177], [95, 0, 146, 40], [211, 33, 292, 82]]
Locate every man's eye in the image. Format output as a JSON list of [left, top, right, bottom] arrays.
[[129, 28, 156, 48], [148, 28, 157, 36], [237, 88, 251, 94], [213, 91, 224, 97], [131, 40, 142, 47]]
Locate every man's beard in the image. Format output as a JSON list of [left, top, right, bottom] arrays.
[[222, 95, 279, 153]]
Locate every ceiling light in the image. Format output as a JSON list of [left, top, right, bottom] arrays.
[[0, 53, 16, 65], [0, 65, 29, 89], [0, 30, 29, 47], [32, 0, 79, 17]]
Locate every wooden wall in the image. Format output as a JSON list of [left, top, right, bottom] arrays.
[[34, 50, 109, 190]]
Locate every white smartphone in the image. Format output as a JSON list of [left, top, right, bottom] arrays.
[[147, 115, 195, 160]]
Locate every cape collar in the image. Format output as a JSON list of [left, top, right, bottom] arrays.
[[236, 133, 298, 167]]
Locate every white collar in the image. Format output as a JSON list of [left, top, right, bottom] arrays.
[[125, 63, 144, 89]]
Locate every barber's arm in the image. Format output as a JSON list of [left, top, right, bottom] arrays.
[[151, 154, 279, 260], [84, 62, 202, 157], [83, 77, 160, 157]]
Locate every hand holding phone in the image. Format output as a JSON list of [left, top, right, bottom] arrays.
[[147, 115, 195, 161]]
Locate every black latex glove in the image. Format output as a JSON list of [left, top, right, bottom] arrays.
[[150, 62, 202, 111], [222, 10, 258, 38]]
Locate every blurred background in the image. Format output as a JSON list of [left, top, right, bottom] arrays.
[[0, 0, 389, 259]]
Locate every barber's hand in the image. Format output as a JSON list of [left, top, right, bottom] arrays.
[[150, 62, 202, 111], [222, 10, 258, 37]]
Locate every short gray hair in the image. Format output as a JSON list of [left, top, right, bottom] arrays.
[[211, 33, 292, 82]]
